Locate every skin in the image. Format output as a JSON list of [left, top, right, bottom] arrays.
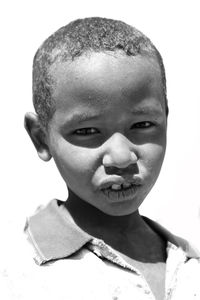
[[26, 50, 167, 225], [49, 51, 167, 214], [26, 50, 167, 231], [25, 51, 167, 299]]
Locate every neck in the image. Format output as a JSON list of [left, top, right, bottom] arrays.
[[65, 189, 148, 237], [65, 190, 167, 263]]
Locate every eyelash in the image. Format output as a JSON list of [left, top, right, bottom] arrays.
[[74, 128, 100, 135], [131, 121, 155, 129], [73, 122, 155, 136]]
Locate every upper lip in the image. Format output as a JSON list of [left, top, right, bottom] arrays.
[[99, 176, 142, 190]]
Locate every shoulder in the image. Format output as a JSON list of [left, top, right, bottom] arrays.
[[143, 216, 200, 259], [0, 238, 86, 299], [0, 199, 109, 300], [1, 243, 113, 300]]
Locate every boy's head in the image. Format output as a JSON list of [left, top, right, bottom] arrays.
[[25, 17, 168, 216], [32, 17, 168, 128]]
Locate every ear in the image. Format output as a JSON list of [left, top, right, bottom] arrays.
[[24, 112, 52, 161]]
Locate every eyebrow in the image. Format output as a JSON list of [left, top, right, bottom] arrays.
[[60, 105, 164, 128], [131, 106, 164, 116], [61, 111, 102, 127]]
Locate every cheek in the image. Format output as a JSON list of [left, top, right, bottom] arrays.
[[51, 138, 98, 178], [140, 142, 166, 174]]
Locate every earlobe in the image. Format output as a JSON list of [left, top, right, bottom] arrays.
[[24, 112, 52, 162]]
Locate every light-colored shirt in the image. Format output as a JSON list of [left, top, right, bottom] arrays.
[[1, 199, 200, 299]]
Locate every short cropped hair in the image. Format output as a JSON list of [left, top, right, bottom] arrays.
[[33, 17, 168, 128]]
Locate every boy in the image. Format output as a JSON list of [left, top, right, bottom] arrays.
[[23, 17, 199, 299]]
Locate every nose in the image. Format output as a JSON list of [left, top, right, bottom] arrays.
[[102, 133, 138, 169]]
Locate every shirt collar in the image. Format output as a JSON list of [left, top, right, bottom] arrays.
[[143, 216, 200, 259], [25, 199, 92, 265], [25, 199, 200, 265]]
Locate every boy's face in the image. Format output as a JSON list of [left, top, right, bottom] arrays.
[[46, 52, 167, 216]]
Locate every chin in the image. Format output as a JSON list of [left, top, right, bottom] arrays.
[[99, 200, 141, 217]]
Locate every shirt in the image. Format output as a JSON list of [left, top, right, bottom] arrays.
[[2, 199, 200, 300]]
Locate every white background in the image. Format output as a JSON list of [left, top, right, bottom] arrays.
[[1, 0, 200, 249]]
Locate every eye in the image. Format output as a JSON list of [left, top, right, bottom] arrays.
[[73, 128, 100, 135], [131, 121, 155, 129]]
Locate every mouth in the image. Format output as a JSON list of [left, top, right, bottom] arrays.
[[100, 179, 142, 202]]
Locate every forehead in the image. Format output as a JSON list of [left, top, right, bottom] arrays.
[[50, 51, 164, 115]]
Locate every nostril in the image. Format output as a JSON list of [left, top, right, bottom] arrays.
[[104, 166, 120, 175], [105, 164, 139, 176]]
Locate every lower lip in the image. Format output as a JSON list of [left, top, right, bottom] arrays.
[[102, 185, 140, 202]]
